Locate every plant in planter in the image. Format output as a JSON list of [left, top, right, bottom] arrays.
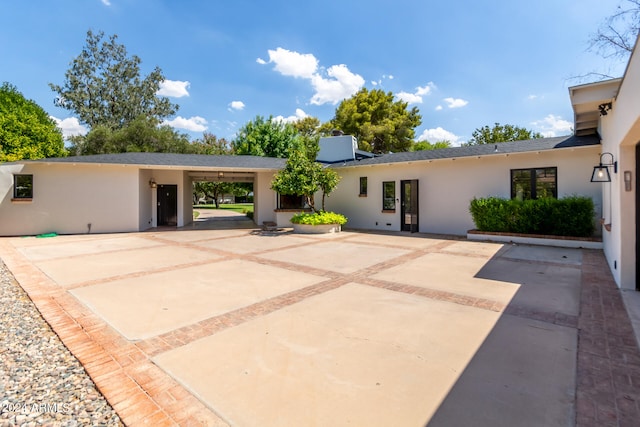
[[271, 141, 345, 232], [290, 211, 348, 233]]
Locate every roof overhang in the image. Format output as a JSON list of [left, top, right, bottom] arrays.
[[569, 78, 622, 136]]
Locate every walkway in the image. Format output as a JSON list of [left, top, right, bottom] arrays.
[[0, 226, 638, 426]]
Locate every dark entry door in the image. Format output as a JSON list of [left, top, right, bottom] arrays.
[[401, 180, 419, 233], [157, 184, 178, 226]]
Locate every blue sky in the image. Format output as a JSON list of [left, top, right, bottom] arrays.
[[0, 0, 630, 146]]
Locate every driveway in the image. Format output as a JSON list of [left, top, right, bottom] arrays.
[[1, 225, 639, 426]]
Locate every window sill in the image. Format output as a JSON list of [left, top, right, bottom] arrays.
[[11, 198, 33, 203], [359, 194, 367, 197], [274, 208, 312, 212], [381, 209, 396, 213]]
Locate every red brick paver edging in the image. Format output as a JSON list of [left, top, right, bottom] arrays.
[[576, 250, 640, 427]]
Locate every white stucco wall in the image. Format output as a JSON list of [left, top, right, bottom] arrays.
[[0, 162, 140, 236], [325, 146, 601, 236], [254, 171, 277, 226], [599, 38, 640, 290]]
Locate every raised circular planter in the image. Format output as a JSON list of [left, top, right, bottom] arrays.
[[292, 223, 341, 234]]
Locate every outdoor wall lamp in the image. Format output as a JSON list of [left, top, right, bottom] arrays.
[[590, 152, 617, 182], [149, 178, 157, 188], [218, 171, 224, 179]]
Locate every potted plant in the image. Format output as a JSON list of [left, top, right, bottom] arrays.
[[290, 211, 348, 234]]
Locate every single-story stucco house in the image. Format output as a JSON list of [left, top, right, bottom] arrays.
[[1, 34, 639, 292]]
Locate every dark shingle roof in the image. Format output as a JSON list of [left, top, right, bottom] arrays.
[[26, 152, 287, 170], [331, 134, 600, 168]]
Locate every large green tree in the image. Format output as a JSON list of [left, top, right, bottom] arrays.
[[411, 140, 452, 151], [67, 116, 190, 155], [329, 88, 422, 153], [0, 82, 66, 162], [467, 123, 543, 146], [49, 30, 178, 130], [232, 115, 301, 158]]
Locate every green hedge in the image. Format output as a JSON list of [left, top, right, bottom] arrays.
[[469, 196, 595, 237]]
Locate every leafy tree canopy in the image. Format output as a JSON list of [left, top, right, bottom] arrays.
[[467, 123, 543, 146], [67, 116, 190, 155], [190, 132, 234, 155], [411, 140, 452, 151], [49, 30, 178, 130], [329, 88, 422, 154], [0, 82, 66, 162], [232, 115, 301, 158]]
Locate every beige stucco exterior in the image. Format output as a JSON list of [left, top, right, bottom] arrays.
[[0, 161, 281, 237], [326, 146, 602, 236], [596, 35, 640, 290]]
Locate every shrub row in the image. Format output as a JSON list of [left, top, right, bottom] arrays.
[[469, 196, 595, 237]]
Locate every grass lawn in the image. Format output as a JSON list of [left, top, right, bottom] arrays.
[[193, 203, 254, 214]]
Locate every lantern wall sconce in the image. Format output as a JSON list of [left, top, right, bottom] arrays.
[[149, 178, 157, 188], [218, 171, 224, 179], [590, 152, 617, 183]]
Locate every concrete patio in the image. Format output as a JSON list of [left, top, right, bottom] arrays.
[[0, 213, 639, 426]]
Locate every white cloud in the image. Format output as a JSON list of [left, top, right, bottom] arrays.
[[101, 0, 111, 6], [163, 116, 208, 132], [310, 64, 364, 105], [435, 105, 443, 111], [274, 108, 308, 123], [262, 47, 318, 79], [443, 97, 468, 108], [260, 47, 364, 106], [51, 116, 88, 138], [417, 127, 462, 146], [157, 80, 190, 98], [229, 101, 245, 111], [371, 80, 378, 86], [527, 94, 539, 100], [531, 114, 573, 137], [396, 91, 423, 104], [395, 82, 436, 104]]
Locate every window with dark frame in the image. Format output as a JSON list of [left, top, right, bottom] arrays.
[[13, 174, 33, 199], [382, 181, 395, 210], [511, 167, 557, 200], [359, 177, 367, 196], [277, 194, 306, 209]]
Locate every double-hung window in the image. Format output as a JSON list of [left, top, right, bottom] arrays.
[[511, 167, 557, 200]]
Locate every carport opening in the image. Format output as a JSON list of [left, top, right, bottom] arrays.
[[191, 172, 254, 221]]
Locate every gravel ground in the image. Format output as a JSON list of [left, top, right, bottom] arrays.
[[0, 260, 123, 427]]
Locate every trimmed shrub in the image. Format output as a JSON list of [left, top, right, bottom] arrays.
[[290, 211, 348, 226], [469, 195, 595, 237]]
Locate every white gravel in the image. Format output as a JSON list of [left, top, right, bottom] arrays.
[[0, 260, 123, 426]]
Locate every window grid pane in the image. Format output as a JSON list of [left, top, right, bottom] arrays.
[[383, 181, 395, 210]]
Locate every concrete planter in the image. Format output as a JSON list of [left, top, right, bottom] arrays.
[[467, 229, 603, 249], [292, 223, 341, 234]]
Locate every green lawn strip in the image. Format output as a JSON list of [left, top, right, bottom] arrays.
[[193, 203, 254, 214]]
